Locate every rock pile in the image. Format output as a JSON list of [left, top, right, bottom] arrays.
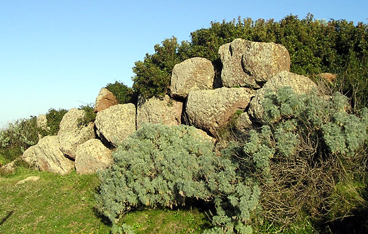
[[18, 38, 320, 175]]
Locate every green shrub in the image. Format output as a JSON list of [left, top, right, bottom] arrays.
[[132, 37, 183, 99], [0, 117, 42, 163], [105, 81, 136, 104], [96, 124, 260, 233], [239, 86, 368, 226], [77, 104, 96, 127], [45, 108, 68, 135]]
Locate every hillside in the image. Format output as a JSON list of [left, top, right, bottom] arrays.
[[1, 14, 368, 233]]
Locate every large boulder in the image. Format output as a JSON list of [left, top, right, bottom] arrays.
[[186, 87, 254, 135], [95, 103, 136, 147], [58, 108, 95, 159], [137, 95, 183, 129], [170, 57, 215, 98], [21, 136, 74, 175], [248, 71, 318, 122], [94, 88, 118, 112], [219, 38, 290, 88], [75, 139, 113, 174]]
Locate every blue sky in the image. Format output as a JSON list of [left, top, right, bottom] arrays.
[[1, 0, 367, 128]]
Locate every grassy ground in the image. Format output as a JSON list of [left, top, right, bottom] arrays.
[[0, 167, 212, 234], [0, 168, 110, 233], [0, 166, 336, 234]]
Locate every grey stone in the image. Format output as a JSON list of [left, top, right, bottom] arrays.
[[21, 136, 74, 175], [95, 103, 136, 147], [75, 139, 113, 174], [186, 87, 254, 135], [137, 95, 183, 129], [219, 38, 290, 88], [58, 108, 95, 159], [171, 57, 215, 98]]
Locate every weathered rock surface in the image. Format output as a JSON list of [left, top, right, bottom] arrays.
[[58, 108, 95, 159], [137, 95, 183, 129], [0, 160, 17, 174], [171, 57, 215, 98], [94, 88, 118, 112], [21, 136, 74, 175], [95, 103, 136, 147], [36, 114, 49, 131], [219, 38, 290, 88], [248, 71, 318, 122], [235, 112, 253, 133], [186, 87, 254, 135], [75, 139, 112, 174]]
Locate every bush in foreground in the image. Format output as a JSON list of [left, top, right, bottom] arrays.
[[96, 124, 260, 233]]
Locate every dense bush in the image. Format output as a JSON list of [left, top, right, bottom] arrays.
[[105, 81, 136, 104], [132, 37, 183, 99], [236, 86, 368, 227], [0, 117, 43, 164], [45, 108, 68, 135], [77, 104, 96, 127], [96, 124, 260, 233]]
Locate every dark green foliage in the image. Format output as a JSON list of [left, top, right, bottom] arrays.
[[77, 104, 96, 127], [132, 37, 182, 98], [0, 117, 43, 164], [105, 81, 136, 104], [45, 108, 68, 135], [96, 124, 260, 233]]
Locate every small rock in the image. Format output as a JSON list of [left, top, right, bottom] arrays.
[[16, 176, 40, 185]]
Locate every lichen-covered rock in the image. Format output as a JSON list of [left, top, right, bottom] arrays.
[[21, 136, 74, 175], [95, 103, 136, 147], [248, 71, 317, 122], [186, 87, 254, 135], [137, 95, 183, 129], [36, 114, 49, 131], [58, 108, 95, 159], [219, 38, 290, 88], [235, 112, 253, 132], [75, 139, 112, 174], [94, 88, 118, 112], [171, 57, 215, 98]]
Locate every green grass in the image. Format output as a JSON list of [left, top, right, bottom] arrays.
[[0, 168, 111, 234], [3, 166, 364, 234], [122, 207, 211, 233], [0, 167, 212, 234]]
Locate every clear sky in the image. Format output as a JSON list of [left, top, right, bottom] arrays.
[[1, 0, 367, 129]]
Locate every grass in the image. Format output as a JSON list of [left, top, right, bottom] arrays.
[[0, 167, 212, 234], [0, 167, 111, 234], [1, 165, 366, 234], [122, 207, 211, 233]]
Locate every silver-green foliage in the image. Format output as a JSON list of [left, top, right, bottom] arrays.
[[245, 86, 368, 176], [96, 124, 260, 233]]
